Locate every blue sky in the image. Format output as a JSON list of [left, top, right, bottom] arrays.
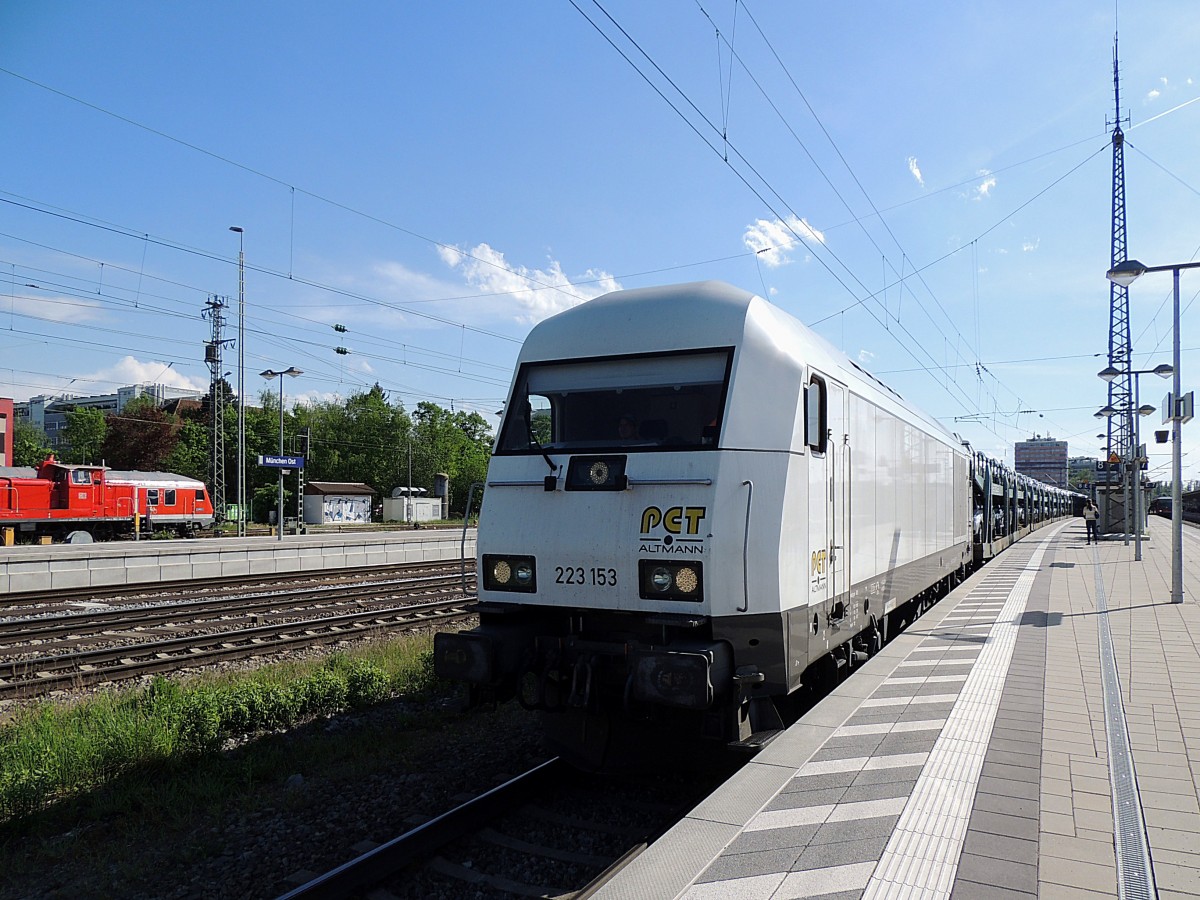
[[2, 1, 1198, 481]]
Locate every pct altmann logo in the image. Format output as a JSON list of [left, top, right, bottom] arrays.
[[639, 506, 706, 555]]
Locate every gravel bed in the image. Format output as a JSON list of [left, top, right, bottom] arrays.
[[0, 624, 555, 900], [0, 694, 548, 900]]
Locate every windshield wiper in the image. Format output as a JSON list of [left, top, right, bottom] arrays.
[[525, 417, 556, 472], [530, 437, 556, 472]]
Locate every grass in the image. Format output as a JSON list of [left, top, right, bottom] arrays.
[[0, 633, 441, 829]]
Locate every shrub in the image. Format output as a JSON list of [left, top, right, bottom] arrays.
[[346, 662, 388, 708], [175, 689, 223, 753]]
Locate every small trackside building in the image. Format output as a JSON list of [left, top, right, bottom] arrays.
[[303, 481, 375, 525]]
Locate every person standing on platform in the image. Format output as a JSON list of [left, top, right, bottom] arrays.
[[1083, 500, 1099, 544]]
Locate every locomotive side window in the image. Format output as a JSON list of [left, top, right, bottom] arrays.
[[194, 489, 205, 502], [496, 349, 732, 454], [164, 489, 176, 506], [805, 374, 827, 454], [71, 469, 92, 485], [146, 489, 159, 506]]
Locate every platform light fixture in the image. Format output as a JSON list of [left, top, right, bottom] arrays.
[[1106, 258, 1200, 602], [230, 226, 246, 538], [1097, 362, 1174, 561]]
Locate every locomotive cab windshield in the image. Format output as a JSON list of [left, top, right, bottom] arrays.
[[496, 348, 732, 454]]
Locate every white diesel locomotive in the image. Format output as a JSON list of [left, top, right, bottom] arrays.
[[436, 281, 1070, 763]]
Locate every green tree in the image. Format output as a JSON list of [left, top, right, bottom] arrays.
[[100, 396, 180, 470], [63, 407, 107, 464], [162, 419, 211, 482], [411, 401, 492, 516], [12, 419, 51, 466], [296, 384, 411, 503]]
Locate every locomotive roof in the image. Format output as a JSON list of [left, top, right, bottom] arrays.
[[105, 470, 206, 487]]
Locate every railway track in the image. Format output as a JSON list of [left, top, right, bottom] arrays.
[[0, 562, 478, 700], [0, 596, 477, 699], [0, 572, 469, 646], [280, 756, 729, 899]]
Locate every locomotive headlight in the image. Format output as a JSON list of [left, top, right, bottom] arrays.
[[674, 566, 699, 595], [639, 560, 703, 601], [482, 554, 537, 593], [588, 461, 610, 485], [650, 567, 673, 592]]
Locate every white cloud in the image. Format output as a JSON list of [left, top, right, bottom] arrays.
[[973, 170, 996, 201], [742, 215, 825, 268], [438, 243, 619, 325], [907, 156, 925, 187], [858, 349, 875, 364], [82, 356, 206, 393], [1022, 238, 1040, 252], [1147, 88, 1161, 100]]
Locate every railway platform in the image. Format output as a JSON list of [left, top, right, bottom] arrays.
[[597, 516, 1200, 899]]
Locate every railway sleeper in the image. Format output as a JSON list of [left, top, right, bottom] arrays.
[[477, 826, 612, 868], [427, 856, 569, 898]]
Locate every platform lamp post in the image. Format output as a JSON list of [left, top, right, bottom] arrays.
[[261, 367, 303, 541], [1098, 363, 1170, 561], [230, 226, 246, 538], [1107, 258, 1200, 603]]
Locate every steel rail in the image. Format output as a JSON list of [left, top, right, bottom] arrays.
[[276, 758, 566, 900], [0, 597, 477, 697], [0, 574, 474, 644]]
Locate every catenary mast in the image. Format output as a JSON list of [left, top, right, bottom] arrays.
[[1104, 36, 1134, 537], [203, 295, 230, 524]]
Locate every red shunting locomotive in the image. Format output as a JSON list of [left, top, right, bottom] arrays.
[[0, 456, 214, 543]]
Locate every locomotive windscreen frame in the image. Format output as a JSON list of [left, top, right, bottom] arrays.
[[496, 348, 733, 454]]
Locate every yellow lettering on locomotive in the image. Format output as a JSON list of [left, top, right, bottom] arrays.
[[641, 505, 707, 535], [811, 549, 827, 576]]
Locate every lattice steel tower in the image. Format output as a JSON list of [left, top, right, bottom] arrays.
[[1104, 37, 1134, 534], [203, 295, 232, 524]]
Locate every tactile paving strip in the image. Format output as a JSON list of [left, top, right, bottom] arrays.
[[861, 533, 1055, 898]]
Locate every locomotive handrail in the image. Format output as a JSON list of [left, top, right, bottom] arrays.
[[461, 481, 484, 595], [738, 479, 753, 612], [486, 479, 548, 487], [627, 477, 713, 486]]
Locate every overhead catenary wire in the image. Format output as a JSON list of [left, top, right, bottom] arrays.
[[569, 0, 1121, 447]]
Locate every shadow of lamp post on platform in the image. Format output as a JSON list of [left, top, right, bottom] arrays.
[[1106, 258, 1200, 602]]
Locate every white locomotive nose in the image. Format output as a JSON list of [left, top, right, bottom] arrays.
[[437, 280, 1072, 765]]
